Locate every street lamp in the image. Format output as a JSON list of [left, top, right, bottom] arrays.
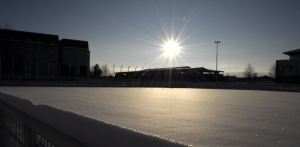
[[128, 66, 130, 72], [214, 41, 220, 84], [113, 64, 115, 76], [120, 65, 123, 72], [105, 64, 107, 77], [134, 66, 137, 79]]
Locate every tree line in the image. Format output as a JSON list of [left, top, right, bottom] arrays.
[[0, 22, 13, 30], [241, 63, 276, 82], [90, 64, 112, 77]]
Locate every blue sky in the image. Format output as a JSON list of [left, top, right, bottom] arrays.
[[1, 0, 300, 76]]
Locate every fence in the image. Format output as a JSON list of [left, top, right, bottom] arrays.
[[0, 99, 86, 147]]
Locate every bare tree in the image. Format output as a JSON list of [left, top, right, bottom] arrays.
[[243, 63, 255, 82], [0, 22, 13, 30], [101, 64, 110, 77], [268, 63, 276, 79], [90, 64, 102, 77]]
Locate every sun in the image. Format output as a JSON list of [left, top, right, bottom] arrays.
[[163, 40, 180, 57]]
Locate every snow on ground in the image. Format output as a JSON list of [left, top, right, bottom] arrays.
[[0, 87, 300, 147]]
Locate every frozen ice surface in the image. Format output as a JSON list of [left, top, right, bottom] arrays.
[[0, 87, 300, 147]]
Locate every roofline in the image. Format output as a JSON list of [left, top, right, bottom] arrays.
[[60, 38, 88, 42], [115, 68, 224, 74], [283, 48, 300, 55], [0, 28, 59, 37]]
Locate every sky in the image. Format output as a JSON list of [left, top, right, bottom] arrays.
[[1, 0, 300, 77]]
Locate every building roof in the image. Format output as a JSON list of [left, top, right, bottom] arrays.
[[191, 67, 224, 72], [0, 29, 59, 43], [283, 48, 300, 55], [115, 66, 223, 73], [60, 39, 89, 50]]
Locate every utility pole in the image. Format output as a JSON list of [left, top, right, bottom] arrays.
[[214, 41, 220, 85]]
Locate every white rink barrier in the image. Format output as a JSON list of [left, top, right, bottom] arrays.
[[0, 92, 189, 147]]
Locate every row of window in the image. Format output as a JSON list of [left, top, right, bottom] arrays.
[[25, 53, 56, 57], [0, 36, 57, 44], [26, 66, 55, 70], [0, 43, 57, 51], [290, 55, 300, 60], [279, 65, 294, 72]]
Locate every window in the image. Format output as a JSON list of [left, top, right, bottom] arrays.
[[27, 38, 32, 42], [203, 72, 214, 75], [37, 39, 41, 43], [291, 55, 300, 60], [286, 66, 293, 71], [279, 65, 294, 72]]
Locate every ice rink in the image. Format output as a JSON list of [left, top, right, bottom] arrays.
[[0, 87, 300, 147]]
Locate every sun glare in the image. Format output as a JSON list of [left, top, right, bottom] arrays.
[[163, 41, 180, 57]]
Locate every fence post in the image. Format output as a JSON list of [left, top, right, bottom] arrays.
[[24, 125, 37, 146]]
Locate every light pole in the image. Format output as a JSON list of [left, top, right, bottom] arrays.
[[120, 65, 123, 72], [105, 64, 107, 77], [135, 66, 137, 79], [148, 67, 150, 81], [141, 67, 144, 79], [127, 66, 130, 79], [113, 64, 115, 76], [214, 41, 220, 84]]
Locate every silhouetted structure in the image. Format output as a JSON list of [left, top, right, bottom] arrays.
[[276, 48, 300, 84], [0, 29, 90, 77], [115, 66, 224, 82], [60, 39, 90, 77]]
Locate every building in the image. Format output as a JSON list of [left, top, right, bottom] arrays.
[[0, 29, 60, 77], [60, 39, 90, 77], [115, 66, 224, 82], [0, 29, 90, 78], [276, 48, 300, 84]]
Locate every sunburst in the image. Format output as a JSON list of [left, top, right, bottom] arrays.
[[163, 40, 181, 57]]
